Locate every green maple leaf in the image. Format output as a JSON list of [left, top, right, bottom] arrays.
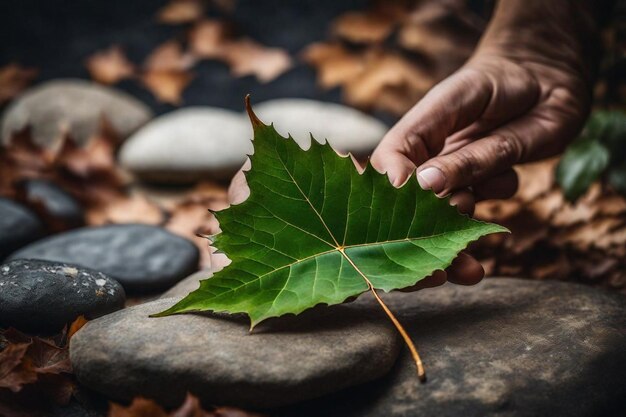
[[156, 97, 507, 379]]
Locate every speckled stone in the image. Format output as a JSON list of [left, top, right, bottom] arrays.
[[1, 79, 152, 146], [0, 197, 43, 261], [70, 297, 401, 408], [280, 278, 626, 417], [0, 259, 124, 334], [8, 224, 199, 294]]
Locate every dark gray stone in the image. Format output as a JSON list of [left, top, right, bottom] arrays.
[[0, 197, 43, 260], [8, 224, 199, 294], [70, 297, 402, 409], [1, 79, 153, 146], [0, 259, 124, 334], [280, 278, 626, 417], [18, 179, 85, 230], [160, 269, 212, 299]]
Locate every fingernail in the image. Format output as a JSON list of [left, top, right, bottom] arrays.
[[417, 167, 445, 193]]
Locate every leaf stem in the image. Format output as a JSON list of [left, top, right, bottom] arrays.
[[338, 248, 426, 382], [368, 286, 426, 382]]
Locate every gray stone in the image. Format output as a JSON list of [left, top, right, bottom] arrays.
[[0, 259, 124, 334], [281, 278, 626, 417], [118, 107, 252, 183], [70, 297, 402, 408], [252, 99, 388, 158], [0, 197, 43, 260], [160, 270, 212, 299], [1, 79, 152, 146], [8, 224, 199, 294], [18, 179, 85, 230]]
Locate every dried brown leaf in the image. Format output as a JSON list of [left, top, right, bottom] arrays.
[[109, 397, 169, 417], [85, 46, 135, 85], [527, 190, 564, 222], [513, 159, 557, 201], [474, 199, 523, 222], [331, 10, 399, 44], [86, 194, 165, 226], [166, 202, 219, 269], [0, 63, 38, 105], [301, 43, 365, 89], [141, 70, 194, 105], [157, 0, 204, 24], [222, 38, 292, 83], [189, 19, 231, 59], [145, 41, 196, 72], [67, 316, 89, 341], [343, 50, 434, 114], [0, 343, 37, 392]]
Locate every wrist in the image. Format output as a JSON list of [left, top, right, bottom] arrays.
[[475, 0, 599, 83]]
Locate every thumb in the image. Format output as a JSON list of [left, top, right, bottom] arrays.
[[415, 132, 523, 195]]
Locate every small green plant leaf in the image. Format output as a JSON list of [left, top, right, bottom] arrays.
[[156, 99, 507, 329], [556, 138, 610, 202]]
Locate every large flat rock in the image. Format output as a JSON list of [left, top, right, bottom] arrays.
[[279, 278, 626, 417], [70, 297, 402, 409]]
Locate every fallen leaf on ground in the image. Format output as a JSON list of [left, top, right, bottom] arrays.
[[513, 159, 557, 201], [301, 42, 365, 89], [343, 50, 435, 114], [0, 63, 38, 105], [86, 193, 165, 226], [108, 393, 263, 417], [331, 9, 402, 44], [188, 19, 231, 59], [67, 316, 88, 341], [0, 343, 37, 392], [157, 0, 204, 24], [85, 45, 135, 85], [222, 38, 292, 83], [140, 70, 194, 105], [144, 41, 196, 72], [0, 328, 73, 400]]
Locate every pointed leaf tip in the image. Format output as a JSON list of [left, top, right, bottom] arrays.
[[244, 95, 264, 129]]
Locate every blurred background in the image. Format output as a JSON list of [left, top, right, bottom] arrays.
[[1, 0, 625, 294]]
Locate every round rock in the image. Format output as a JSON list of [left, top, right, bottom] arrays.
[[8, 224, 199, 294], [70, 297, 401, 408], [1, 79, 153, 146], [0, 259, 125, 334], [252, 99, 388, 158], [17, 179, 85, 230], [118, 107, 252, 183], [0, 197, 43, 261], [282, 278, 626, 417]]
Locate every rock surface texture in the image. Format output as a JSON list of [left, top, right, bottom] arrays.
[[0, 197, 43, 260], [280, 278, 626, 417], [252, 99, 388, 158], [160, 270, 212, 299], [118, 107, 252, 183], [1, 79, 152, 146], [70, 297, 401, 408], [0, 259, 124, 334], [8, 224, 199, 293]]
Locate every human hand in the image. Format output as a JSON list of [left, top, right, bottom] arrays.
[[371, 0, 597, 288]]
